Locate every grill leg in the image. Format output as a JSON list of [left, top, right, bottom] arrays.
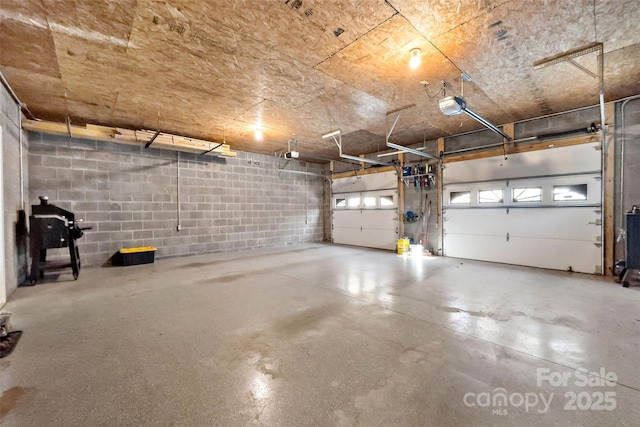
[[69, 239, 80, 280], [28, 220, 42, 285], [621, 269, 631, 288]]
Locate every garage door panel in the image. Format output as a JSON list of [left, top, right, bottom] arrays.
[[333, 227, 359, 245], [332, 171, 397, 193], [446, 208, 601, 241], [443, 143, 601, 183], [358, 229, 398, 250], [333, 210, 398, 250], [333, 228, 396, 250], [443, 143, 602, 274], [506, 208, 601, 241], [333, 211, 361, 229], [444, 234, 508, 261], [361, 210, 397, 229], [332, 172, 399, 251], [506, 237, 600, 273], [445, 234, 600, 273], [444, 209, 510, 236]]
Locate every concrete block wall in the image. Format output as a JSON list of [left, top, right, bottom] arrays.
[[444, 128, 501, 153], [1, 83, 29, 298], [515, 106, 600, 139], [28, 132, 325, 267]]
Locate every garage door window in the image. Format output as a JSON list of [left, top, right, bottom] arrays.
[[380, 195, 395, 207], [363, 196, 377, 207], [450, 191, 471, 204], [553, 184, 587, 201], [335, 198, 346, 208], [513, 187, 542, 202], [478, 189, 504, 204], [348, 196, 361, 208]]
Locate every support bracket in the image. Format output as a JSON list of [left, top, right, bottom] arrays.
[[385, 113, 439, 161], [534, 42, 604, 89], [145, 130, 161, 148], [322, 130, 390, 166]]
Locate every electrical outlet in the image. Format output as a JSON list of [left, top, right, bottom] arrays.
[[176, 224, 182, 231], [419, 80, 428, 86]]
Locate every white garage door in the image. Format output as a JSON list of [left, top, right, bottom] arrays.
[[332, 171, 399, 250], [443, 142, 602, 274]]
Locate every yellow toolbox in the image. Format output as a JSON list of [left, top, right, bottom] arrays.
[[116, 246, 157, 266]]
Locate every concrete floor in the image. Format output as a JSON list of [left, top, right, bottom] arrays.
[[1, 243, 639, 426]]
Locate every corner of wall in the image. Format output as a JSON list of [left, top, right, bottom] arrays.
[[1, 83, 30, 301]]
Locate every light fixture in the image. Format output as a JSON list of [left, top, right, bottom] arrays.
[[284, 136, 299, 159], [409, 48, 421, 69], [438, 95, 512, 140], [254, 130, 263, 141]]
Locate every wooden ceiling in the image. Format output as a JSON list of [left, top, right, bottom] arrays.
[[1, 0, 639, 161]]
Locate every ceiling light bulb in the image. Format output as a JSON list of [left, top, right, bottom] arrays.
[[409, 48, 421, 69], [255, 130, 263, 141]]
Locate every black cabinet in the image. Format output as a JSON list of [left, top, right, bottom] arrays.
[[620, 207, 640, 287], [627, 209, 640, 269]]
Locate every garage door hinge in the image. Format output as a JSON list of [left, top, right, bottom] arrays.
[[594, 145, 602, 151], [594, 242, 602, 248], [588, 219, 602, 226], [506, 232, 510, 242]]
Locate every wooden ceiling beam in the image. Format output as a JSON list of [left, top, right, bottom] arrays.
[[22, 119, 237, 157]]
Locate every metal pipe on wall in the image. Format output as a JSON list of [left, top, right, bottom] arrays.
[[0, 71, 34, 121], [18, 102, 24, 209], [305, 164, 308, 225], [619, 95, 640, 230], [176, 150, 181, 231], [275, 164, 331, 240]]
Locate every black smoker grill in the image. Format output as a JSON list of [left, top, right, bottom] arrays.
[[29, 196, 91, 283]]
